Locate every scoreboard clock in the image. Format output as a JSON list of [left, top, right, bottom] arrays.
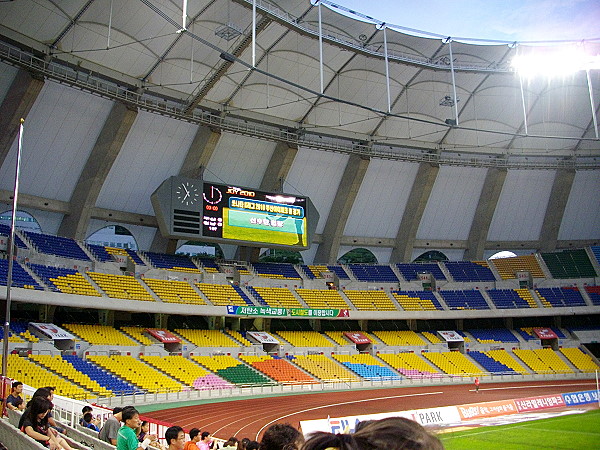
[[151, 176, 319, 250]]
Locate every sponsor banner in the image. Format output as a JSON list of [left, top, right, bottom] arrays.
[[344, 332, 371, 345], [514, 394, 564, 412], [562, 390, 600, 406], [247, 331, 279, 344], [533, 327, 558, 339], [226, 305, 287, 317], [457, 400, 518, 420], [300, 406, 460, 437], [146, 329, 181, 343], [290, 308, 349, 318], [29, 323, 75, 340], [438, 330, 464, 342]]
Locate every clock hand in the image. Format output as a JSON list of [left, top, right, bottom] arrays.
[[183, 184, 190, 195]]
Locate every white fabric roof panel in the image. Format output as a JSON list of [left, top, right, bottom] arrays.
[[285, 147, 348, 235], [487, 169, 556, 241], [558, 170, 600, 240], [417, 165, 488, 240], [203, 132, 275, 188], [344, 159, 419, 239], [95, 110, 197, 215], [0, 81, 113, 201]]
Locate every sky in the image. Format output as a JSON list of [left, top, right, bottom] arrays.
[[327, 0, 600, 44]]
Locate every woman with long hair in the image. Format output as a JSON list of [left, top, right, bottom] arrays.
[[20, 396, 73, 449]]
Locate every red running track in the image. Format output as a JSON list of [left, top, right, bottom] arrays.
[[143, 379, 598, 441]]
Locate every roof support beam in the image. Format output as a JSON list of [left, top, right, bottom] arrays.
[[538, 168, 576, 252], [0, 69, 44, 169], [463, 167, 507, 260], [390, 162, 439, 263], [314, 154, 370, 263], [58, 101, 137, 240]]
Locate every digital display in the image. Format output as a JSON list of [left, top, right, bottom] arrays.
[[202, 183, 308, 247]]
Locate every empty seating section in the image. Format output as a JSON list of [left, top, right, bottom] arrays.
[[487, 289, 537, 309], [328, 265, 350, 279], [378, 353, 441, 379], [373, 331, 426, 346], [29, 263, 100, 296], [125, 248, 146, 265], [87, 244, 113, 262], [440, 290, 489, 310], [344, 290, 396, 311], [23, 231, 91, 261], [252, 263, 301, 279], [120, 326, 154, 345], [62, 324, 138, 346], [291, 355, 360, 382], [0, 224, 27, 248], [513, 349, 571, 374], [484, 350, 528, 374], [196, 283, 253, 306], [248, 286, 303, 308], [276, 331, 335, 347], [198, 258, 220, 273], [585, 286, 600, 305], [175, 329, 239, 347], [0, 326, 24, 342], [87, 272, 155, 301], [144, 252, 200, 273], [300, 265, 320, 279], [396, 263, 446, 281], [28, 354, 112, 396], [240, 355, 317, 384], [0, 258, 42, 290], [348, 265, 399, 283], [332, 354, 401, 380], [517, 327, 566, 340], [1, 354, 89, 399], [422, 331, 443, 344], [143, 278, 206, 304], [191, 355, 273, 385], [445, 261, 496, 282], [467, 351, 515, 374], [63, 355, 138, 395], [535, 287, 586, 307], [560, 348, 600, 372], [140, 355, 213, 386], [592, 246, 600, 265], [542, 249, 597, 278], [491, 255, 545, 279], [296, 289, 350, 309], [226, 330, 252, 346], [87, 355, 184, 392], [423, 352, 485, 376], [468, 329, 519, 343], [392, 291, 442, 311]]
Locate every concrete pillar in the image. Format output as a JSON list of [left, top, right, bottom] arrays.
[[314, 155, 370, 263], [464, 168, 507, 260], [358, 320, 368, 332], [0, 69, 44, 168], [406, 319, 417, 331], [309, 319, 321, 332], [38, 305, 56, 323], [455, 319, 463, 331], [58, 102, 137, 240], [260, 143, 298, 192], [390, 163, 439, 263], [539, 169, 576, 252], [98, 310, 115, 327], [252, 317, 271, 331], [503, 317, 513, 330], [155, 314, 169, 329]]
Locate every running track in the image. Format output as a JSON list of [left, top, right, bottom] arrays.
[[143, 379, 598, 441]]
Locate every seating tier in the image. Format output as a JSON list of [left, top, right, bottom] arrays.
[[240, 355, 317, 384], [487, 288, 537, 309], [440, 290, 489, 310], [344, 290, 396, 311], [291, 354, 360, 382], [175, 329, 240, 347], [392, 291, 443, 311], [296, 289, 350, 309], [144, 278, 206, 304], [347, 265, 399, 283], [560, 347, 600, 373], [332, 354, 401, 380], [372, 330, 426, 346], [191, 355, 273, 385], [62, 324, 138, 346], [276, 331, 335, 347], [491, 255, 545, 279], [423, 352, 485, 376], [541, 249, 597, 278], [248, 286, 303, 308], [24, 231, 90, 261], [396, 263, 446, 281], [445, 261, 495, 282], [63, 355, 137, 395], [378, 353, 441, 379], [87, 272, 154, 301], [195, 283, 253, 306]]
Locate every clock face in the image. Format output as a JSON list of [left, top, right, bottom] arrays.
[[175, 181, 200, 206], [203, 185, 222, 205]]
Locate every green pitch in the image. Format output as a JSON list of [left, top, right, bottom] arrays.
[[439, 409, 600, 449]]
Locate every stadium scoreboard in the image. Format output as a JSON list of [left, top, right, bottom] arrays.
[[151, 176, 318, 250]]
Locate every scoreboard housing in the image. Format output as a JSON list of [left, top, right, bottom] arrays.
[[151, 177, 318, 250]]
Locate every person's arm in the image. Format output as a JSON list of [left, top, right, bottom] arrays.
[[23, 425, 51, 444]]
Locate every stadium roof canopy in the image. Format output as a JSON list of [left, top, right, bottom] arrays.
[[0, 0, 598, 263]]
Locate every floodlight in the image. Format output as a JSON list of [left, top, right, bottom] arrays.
[[512, 49, 600, 77]]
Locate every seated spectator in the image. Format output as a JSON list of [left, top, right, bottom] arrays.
[[198, 431, 213, 450], [238, 437, 251, 450], [5, 381, 25, 411], [117, 407, 158, 450], [79, 405, 93, 426], [222, 437, 239, 449], [184, 428, 201, 450], [246, 441, 259, 450], [18, 387, 63, 434], [139, 421, 150, 442], [301, 417, 443, 450], [81, 412, 100, 432], [20, 396, 73, 449], [99, 406, 124, 445], [260, 424, 304, 450], [165, 425, 186, 450]]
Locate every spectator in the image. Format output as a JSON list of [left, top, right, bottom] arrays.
[[81, 412, 100, 432], [198, 431, 213, 450], [260, 424, 304, 450], [79, 405, 93, 426], [99, 406, 124, 445], [18, 387, 63, 433], [183, 428, 201, 450], [139, 421, 150, 442], [20, 396, 73, 449], [238, 437, 251, 450], [301, 417, 443, 450], [165, 426, 186, 450], [5, 381, 25, 411], [246, 441, 259, 450], [42, 386, 65, 434], [222, 437, 239, 449], [117, 407, 157, 450]]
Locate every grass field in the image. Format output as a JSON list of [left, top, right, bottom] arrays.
[[440, 409, 600, 449]]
